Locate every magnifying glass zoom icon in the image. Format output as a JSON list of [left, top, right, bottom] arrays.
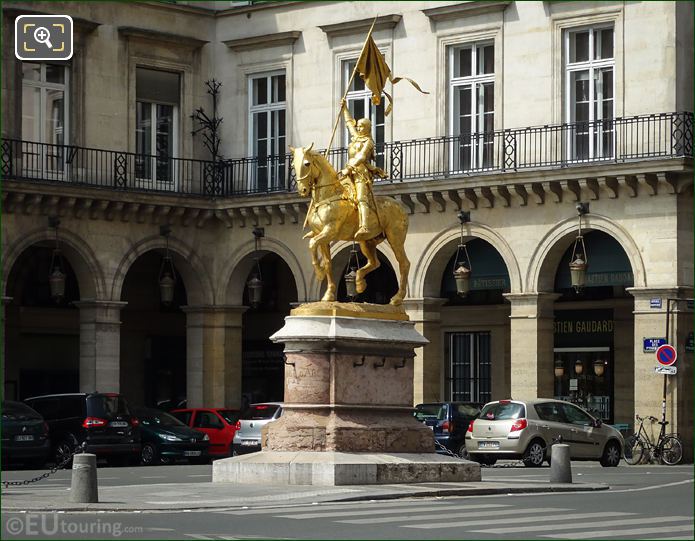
[[33, 27, 53, 49]]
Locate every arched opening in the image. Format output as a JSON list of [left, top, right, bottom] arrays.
[[336, 249, 398, 304], [4, 245, 81, 399], [241, 252, 298, 404], [438, 238, 511, 403], [120, 251, 188, 408], [551, 231, 634, 425]]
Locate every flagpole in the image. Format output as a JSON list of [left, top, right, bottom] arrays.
[[324, 15, 379, 158]]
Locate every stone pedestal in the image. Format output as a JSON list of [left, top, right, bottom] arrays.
[[213, 302, 481, 485]]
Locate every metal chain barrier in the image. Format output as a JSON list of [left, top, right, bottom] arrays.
[[1, 442, 86, 488]]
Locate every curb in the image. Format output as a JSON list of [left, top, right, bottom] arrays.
[[0, 483, 609, 513]]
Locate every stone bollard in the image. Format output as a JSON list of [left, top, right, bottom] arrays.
[[69, 453, 99, 503], [550, 443, 572, 484]]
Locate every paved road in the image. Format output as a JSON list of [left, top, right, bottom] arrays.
[[2, 463, 692, 539]]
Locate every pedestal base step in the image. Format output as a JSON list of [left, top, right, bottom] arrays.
[[212, 451, 481, 486]]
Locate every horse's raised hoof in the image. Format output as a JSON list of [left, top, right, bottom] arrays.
[[355, 279, 367, 294]]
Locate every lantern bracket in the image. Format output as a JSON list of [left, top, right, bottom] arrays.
[[373, 357, 386, 369], [353, 355, 366, 367]]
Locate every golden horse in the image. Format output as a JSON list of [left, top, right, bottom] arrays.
[[290, 145, 410, 305]]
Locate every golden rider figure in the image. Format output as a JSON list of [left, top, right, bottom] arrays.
[[339, 98, 386, 240]]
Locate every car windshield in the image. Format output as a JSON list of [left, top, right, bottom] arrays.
[[2, 401, 41, 421], [480, 402, 525, 420], [135, 409, 184, 427], [414, 404, 441, 421], [219, 410, 240, 424], [453, 404, 480, 419], [87, 394, 130, 417], [242, 404, 279, 420]]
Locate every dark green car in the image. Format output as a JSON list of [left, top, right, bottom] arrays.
[[134, 408, 210, 465]]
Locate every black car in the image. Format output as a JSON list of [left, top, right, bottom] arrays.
[[1, 401, 51, 468], [25, 392, 140, 466], [134, 408, 210, 465], [414, 402, 482, 458]]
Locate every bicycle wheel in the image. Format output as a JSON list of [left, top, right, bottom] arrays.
[[659, 435, 683, 465], [624, 435, 646, 465]]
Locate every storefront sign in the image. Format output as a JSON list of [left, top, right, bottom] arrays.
[[650, 298, 662, 309], [554, 309, 613, 348], [643, 337, 667, 353]]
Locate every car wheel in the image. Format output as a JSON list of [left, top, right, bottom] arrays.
[[523, 440, 545, 467], [600, 441, 621, 467], [54, 440, 74, 468], [456, 443, 471, 460], [141, 443, 159, 466]]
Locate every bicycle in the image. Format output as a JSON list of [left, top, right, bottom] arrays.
[[624, 414, 683, 465]]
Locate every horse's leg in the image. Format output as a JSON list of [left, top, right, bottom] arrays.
[[310, 237, 325, 282], [384, 227, 410, 306], [318, 243, 336, 302], [356, 240, 381, 294], [308, 223, 338, 251]]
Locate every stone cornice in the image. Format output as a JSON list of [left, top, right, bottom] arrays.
[[1, 6, 100, 33], [422, 1, 512, 22], [223, 31, 301, 52], [3, 158, 691, 229], [319, 14, 402, 39], [216, 1, 306, 17], [118, 26, 209, 49]]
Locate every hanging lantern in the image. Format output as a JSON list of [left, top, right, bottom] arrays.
[[47, 217, 66, 303], [554, 360, 565, 378], [158, 225, 177, 306], [574, 359, 584, 375], [593, 359, 606, 377], [48, 250, 66, 302], [453, 211, 473, 298], [345, 242, 360, 301], [570, 203, 589, 293], [247, 273, 263, 308]]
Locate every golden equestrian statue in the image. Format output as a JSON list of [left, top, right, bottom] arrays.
[[291, 17, 427, 305]]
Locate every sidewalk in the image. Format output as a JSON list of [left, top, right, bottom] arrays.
[[1, 478, 608, 513]]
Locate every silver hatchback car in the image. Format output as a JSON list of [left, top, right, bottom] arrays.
[[465, 399, 623, 467], [232, 402, 283, 455]]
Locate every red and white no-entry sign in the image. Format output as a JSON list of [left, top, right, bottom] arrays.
[[656, 344, 677, 366]]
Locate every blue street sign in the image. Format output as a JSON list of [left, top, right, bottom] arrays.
[[643, 337, 667, 353], [650, 298, 662, 309]]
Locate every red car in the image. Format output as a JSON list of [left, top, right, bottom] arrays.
[[171, 408, 241, 458]]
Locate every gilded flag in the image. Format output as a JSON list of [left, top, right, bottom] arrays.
[[355, 35, 428, 116]]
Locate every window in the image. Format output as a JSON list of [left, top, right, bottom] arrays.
[[193, 411, 223, 429], [449, 43, 494, 171], [559, 403, 594, 426], [21, 62, 69, 178], [249, 71, 286, 192], [565, 26, 614, 160], [135, 68, 180, 185], [343, 59, 385, 169], [445, 332, 491, 403]]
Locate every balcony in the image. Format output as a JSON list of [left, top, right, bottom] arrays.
[[2, 112, 692, 199]]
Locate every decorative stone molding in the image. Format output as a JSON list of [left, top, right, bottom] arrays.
[[118, 27, 209, 49], [319, 14, 401, 38], [422, 1, 511, 22], [223, 31, 301, 52]]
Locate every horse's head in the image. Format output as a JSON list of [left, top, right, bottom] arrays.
[[289, 143, 315, 197]]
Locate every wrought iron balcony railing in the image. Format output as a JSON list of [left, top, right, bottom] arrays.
[[2, 111, 691, 198]]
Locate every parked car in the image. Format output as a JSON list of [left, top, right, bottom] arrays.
[[25, 392, 140, 467], [232, 403, 284, 455], [156, 398, 187, 412], [1, 401, 51, 468], [465, 398, 624, 467], [133, 408, 210, 465], [414, 402, 482, 458], [171, 408, 241, 458]]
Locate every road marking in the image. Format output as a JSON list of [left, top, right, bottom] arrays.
[[546, 524, 694, 539], [278, 503, 509, 520], [404, 511, 629, 529], [472, 515, 691, 534], [606, 478, 694, 493], [141, 476, 166, 479], [222, 501, 446, 515], [148, 527, 175, 532], [341, 507, 571, 525], [187, 474, 210, 477]]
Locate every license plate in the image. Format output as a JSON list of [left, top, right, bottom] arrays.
[[109, 421, 128, 428], [184, 450, 201, 457], [479, 441, 500, 449], [240, 440, 258, 446], [15, 435, 34, 441]]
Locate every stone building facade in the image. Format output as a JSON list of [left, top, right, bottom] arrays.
[[2, 1, 693, 456]]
